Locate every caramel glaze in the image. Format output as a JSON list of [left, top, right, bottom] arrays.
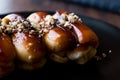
[[0, 33, 16, 77], [53, 11, 99, 64], [55, 10, 69, 15], [27, 12, 77, 63], [71, 23, 99, 48], [0, 33, 16, 62], [56, 10, 99, 48], [27, 12, 48, 23], [12, 31, 46, 64], [43, 26, 77, 55]]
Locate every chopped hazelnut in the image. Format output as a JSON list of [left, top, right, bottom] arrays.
[[1, 18, 10, 26], [64, 21, 70, 27]]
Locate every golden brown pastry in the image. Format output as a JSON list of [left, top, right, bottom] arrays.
[[68, 23, 99, 64], [28, 12, 77, 63], [43, 26, 76, 63], [0, 11, 99, 77], [2, 13, 46, 70], [53, 11, 99, 64], [27, 12, 48, 24], [0, 33, 16, 77], [12, 31, 46, 70], [27, 11, 99, 64]]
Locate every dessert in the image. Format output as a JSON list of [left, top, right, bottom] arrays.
[[27, 11, 99, 64], [2, 14, 46, 70], [0, 11, 99, 77], [0, 33, 16, 77]]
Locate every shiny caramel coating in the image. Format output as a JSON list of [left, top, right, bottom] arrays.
[[53, 11, 99, 64], [43, 27, 76, 53], [0, 33, 16, 62], [27, 12, 48, 24], [0, 33, 16, 77], [54, 10, 99, 48], [71, 23, 99, 48], [12, 31, 46, 69]]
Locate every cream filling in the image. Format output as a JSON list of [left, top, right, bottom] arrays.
[[50, 53, 69, 63], [76, 48, 96, 64], [67, 47, 96, 64]]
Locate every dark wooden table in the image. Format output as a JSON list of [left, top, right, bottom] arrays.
[[0, 0, 120, 29]]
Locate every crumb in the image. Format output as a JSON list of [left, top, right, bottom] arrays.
[[102, 53, 106, 58], [109, 50, 112, 54]]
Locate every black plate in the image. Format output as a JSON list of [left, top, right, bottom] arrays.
[[0, 12, 120, 80]]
